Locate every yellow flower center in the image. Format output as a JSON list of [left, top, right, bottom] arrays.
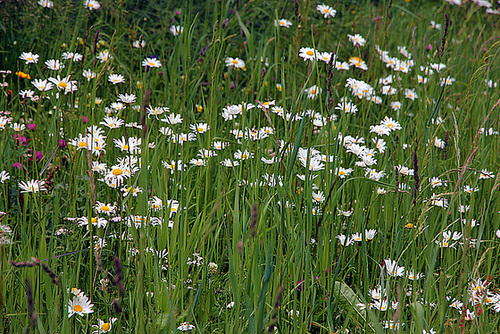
[[91, 218, 97, 223], [27, 57, 33, 61], [232, 59, 238, 64], [310, 89, 316, 95], [101, 323, 111, 331], [324, 9, 329, 13], [73, 305, 83, 312], [78, 142, 88, 148], [58, 82, 67, 88], [101, 205, 110, 211], [242, 154, 247, 159], [123, 144, 129, 150], [339, 171, 345, 176], [306, 51, 314, 56], [387, 124, 394, 128], [112, 169, 123, 175], [198, 127, 204, 132]]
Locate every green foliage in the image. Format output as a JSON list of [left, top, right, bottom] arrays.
[[0, 0, 500, 333]]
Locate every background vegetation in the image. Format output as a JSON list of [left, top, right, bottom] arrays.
[[1, 0, 500, 333]]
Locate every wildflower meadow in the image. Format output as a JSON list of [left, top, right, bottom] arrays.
[[1, 0, 500, 332]]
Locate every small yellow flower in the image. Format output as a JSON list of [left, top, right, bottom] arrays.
[[276, 84, 282, 91], [15, 71, 31, 79], [195, 104, 203, 112], [405, 223, 415, 229]]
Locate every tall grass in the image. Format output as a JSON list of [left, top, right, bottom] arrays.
[[1, 0, 500, 333]]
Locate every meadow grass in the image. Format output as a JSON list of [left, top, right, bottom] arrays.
[[1, 0, 500, 333]]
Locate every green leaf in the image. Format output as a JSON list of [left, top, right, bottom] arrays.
[[332, 281, 376, 333]]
